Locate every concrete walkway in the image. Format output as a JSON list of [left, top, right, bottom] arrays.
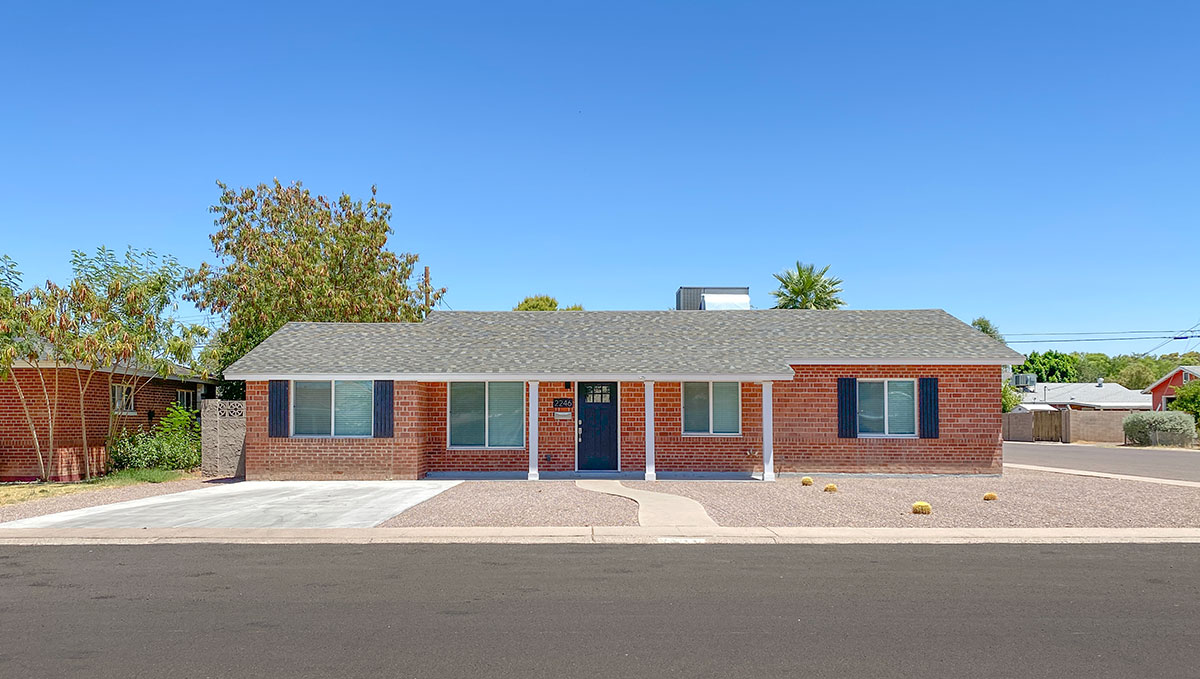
[[2, 526, 1199, 545], [0, 480, 461, 529], [575, 480, 717, 527]]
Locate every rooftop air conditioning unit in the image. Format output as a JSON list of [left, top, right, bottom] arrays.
[[1011, 373, 1037, 388]]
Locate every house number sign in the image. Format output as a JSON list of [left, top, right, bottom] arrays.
[[553, 398, 573, 409]]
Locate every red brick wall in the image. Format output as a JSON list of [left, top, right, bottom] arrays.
[[773, 365, 1002, 474], [0, 367, 197, 481], [244, 380, 425, 480], [649, 381, 764, 473], [241, 367, 1002, 480]]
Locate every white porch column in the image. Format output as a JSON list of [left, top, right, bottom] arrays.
[[644, 381, 656, 481], [761, 381, 775, 481], [528, 381, 539, 480]]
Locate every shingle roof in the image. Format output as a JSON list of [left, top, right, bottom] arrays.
[[223, 309, 1026, 380], [1021, 381, 1152, 409]]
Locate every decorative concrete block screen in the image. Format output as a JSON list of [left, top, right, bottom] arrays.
[[201, 400, 246, 478]]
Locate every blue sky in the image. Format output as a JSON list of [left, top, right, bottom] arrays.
[[1, 1, 1197, 356]]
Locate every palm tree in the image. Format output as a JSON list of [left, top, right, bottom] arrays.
[[771, 262, 845, 310]]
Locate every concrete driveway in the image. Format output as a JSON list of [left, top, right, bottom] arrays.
[[1004, 441, 1200, 482], [0, 480, 460, 529]]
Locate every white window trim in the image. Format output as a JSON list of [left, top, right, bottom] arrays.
[[447, 381, 526, 450], [857, 378, 919, 438], [175, 389, 197, 410], [289, 380, 374, 438], [111, 384, 135, 415], [681, 381, 742, 437]]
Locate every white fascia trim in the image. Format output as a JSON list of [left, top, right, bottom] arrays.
[[224, 372, 794, 383], [785, 358, 1021, 366]]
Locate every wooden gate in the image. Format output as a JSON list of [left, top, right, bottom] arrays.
[[1033, 410, 1062, 442]]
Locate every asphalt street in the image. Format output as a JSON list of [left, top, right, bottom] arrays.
[[1004, 441, 1200, 482], [1, 544, 1198, 678]]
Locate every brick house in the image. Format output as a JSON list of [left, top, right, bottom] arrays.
[[0, 366, 214, 481], [224, 308, 1023, 481], [1142, 366, 1200, 411]]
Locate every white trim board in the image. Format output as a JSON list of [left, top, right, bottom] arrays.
[[225, 372, 793, 382], [227, 361, 1019, 382]]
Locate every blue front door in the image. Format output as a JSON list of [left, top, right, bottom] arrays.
[[577, 382, 618, 471]]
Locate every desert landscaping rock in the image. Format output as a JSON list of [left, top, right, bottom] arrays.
[[379, 480, 638, 527], [625, 468, 1200, 528], [0, 477, 214, 525]]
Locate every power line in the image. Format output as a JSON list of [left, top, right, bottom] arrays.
[[1008, 334, 1200, 344], [1138, 317, 1200, 357], [1005, 330, 1181, 336]]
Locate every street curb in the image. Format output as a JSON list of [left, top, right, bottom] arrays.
[[2, 526, 1200, 545]]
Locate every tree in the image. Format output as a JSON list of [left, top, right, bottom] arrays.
[[0, 255, 19, 291], [69, 247, 208, 462], [0, 248, 209, 482], [1115, 362, 1156, 390], [513, 295, 583, 311], [1013, 350, 1078, 383], [186, 180, 443, 391], [1167, 379, 1200, 424], [0, 279, 73, 480], [1075, 353, 1112, 383], [771, 262, 845, 310], [1001, 383, 1023, 413], [971, 317, 1004, 343]]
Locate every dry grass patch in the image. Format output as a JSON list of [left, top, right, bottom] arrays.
[[0, 469, 195, 507]]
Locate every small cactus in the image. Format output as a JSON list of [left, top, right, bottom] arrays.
[[983, 492, 998, 501], [911, 501, 932, 515], [801, 476, 814, 486], [823, 483, 838, 493]]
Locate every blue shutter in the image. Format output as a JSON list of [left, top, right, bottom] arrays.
[[373, 380, 394, 438], [837, 377, 858, 439], [268, 380, 289, 438], [919, 377, 939, 439]]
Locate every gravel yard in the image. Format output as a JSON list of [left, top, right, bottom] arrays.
[[624, 468, 1200, 528], [379, 480, 639, 527], [0, 477, 215, 525]]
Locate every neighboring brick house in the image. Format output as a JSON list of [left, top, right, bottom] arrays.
[[0, 366, 214, 481], [224, 308, 1024, 481], [1143, 366, 1200, 411]]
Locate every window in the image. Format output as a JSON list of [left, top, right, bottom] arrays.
[[857, 379, 917, 436], [682, 382, 741, 435], [176, 389, 197, 410], [449, 382, 524, 448], [111, 384, 135, 414], [584, 384, 611, 403], [291, 380, 373, 437]]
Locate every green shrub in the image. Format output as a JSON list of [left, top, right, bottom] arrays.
[[108, 404, 201, 470], [1122, 411, 1197, 447], [1001, 383, 1022, 413], [1167, 380, 1200, 423]]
